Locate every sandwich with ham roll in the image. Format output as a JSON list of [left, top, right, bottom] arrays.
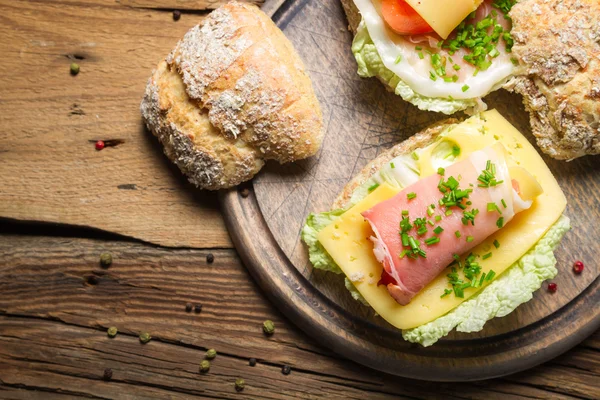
[[302, 110, 570, 346]]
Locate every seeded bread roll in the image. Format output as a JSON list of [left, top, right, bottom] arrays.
[[141, 2, 323, 190], [505, 0, 600, 160]]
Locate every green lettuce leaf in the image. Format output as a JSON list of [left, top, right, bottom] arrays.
[[301, 210, 346, 274]]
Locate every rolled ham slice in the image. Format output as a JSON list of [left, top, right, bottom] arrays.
[[362, 144, 532, 305]]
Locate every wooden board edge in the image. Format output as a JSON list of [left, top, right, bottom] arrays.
[[219, 186, 600, 382]]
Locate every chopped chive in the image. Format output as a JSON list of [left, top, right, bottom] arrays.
[[501, 199, 507, 208], [461, 84, 470, 92], [493, 239, 500, 249], [437, 167, 445, 176], [427, 206, 434, 217], [401, 233, 409, 247], [418, 51, 424, 60], [433, 226, 444, 235], [455, 231, 461, 238], [368, 183, 379, 192], [445, 210, 453, 216], [402, 210, 409, 216], [427, 220, 435, 226], [411, 152, 419, 160], [441, 288, 452, 298], [482, 252, 492, 260], [407, 192, 417, 200], [425, 237, 440, 245], [391, 162, 396, 169], [479, 272, 486, 286], [395, 55, 402, 64], [466, 235, 474, 242], [496, 217, 504, 228], [436, 215, 443, 221], [486, 270, 496, 281], [415, 45, 422, 50]]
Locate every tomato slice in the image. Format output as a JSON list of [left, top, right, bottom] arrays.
[[381, 0, 434, 35]]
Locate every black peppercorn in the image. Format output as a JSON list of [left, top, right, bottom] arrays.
[[194, 304, 203, 313], [281, 365, 291, 375], [185, 303, 192, 312], [103, 368, 113, 380], [249, 358, 257, 367], [206, 253, 214, 263], [173, 10, 181, 20], [240, 188, 250, 198], [87, 275, 99, 285]]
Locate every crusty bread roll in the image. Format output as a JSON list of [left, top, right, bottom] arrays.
[[332, 120, 457, 209], [506, 0, 600, 160], [141, 2, 323, 190]]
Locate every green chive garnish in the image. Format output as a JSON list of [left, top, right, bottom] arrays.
[[436, 215, 443, 221], [482, 252, 492, 260], [425, 237, 440, 245], [486, 270, 496, 281], [407, 192, 417, 200], [411, 152, 419, 160], [455, 231, 461, 238], [441, 289, 452, 298], [434, 226, 444, 235], [501, 199, 507, 208], [493, 239, 500, 249], [368, 183, 379, 192], [391, 162, 396, 169], [462, 84, 470, 92], [466, 236, 474, 242], [496, 217, 504, 228], [438, 167, 445, 176], [402, 210, 409, 216]]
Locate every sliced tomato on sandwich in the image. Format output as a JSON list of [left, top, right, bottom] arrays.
[[381, 0, 434, 35]]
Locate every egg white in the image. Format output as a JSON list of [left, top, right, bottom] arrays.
[[353, 0, 515, 100]]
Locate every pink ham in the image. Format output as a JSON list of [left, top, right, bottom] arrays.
[[362, 145, 530, 305]]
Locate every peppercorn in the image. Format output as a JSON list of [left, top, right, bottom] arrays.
[[87, 275, 99, 285], [194, 304, 203, 313], [95, 140, 105, 151], [281, 365, 291, 375], [139, 332, 151, 344], [173, 10, 181, 21], [185, 303, 193, 312], [547, 282, 557, 293], [103, 368, 113, 380], [107, 327, 118, 338], [205, 349, 217, 360], [100, 253, 112, 268], [248, 358, 257, 367], [199, 360, 210, 373], [573, 260, 584, 274], [206, 253, 214, 263], [240, 188, 250, 198], [263, 320, 275, 335], [234, 378, 245, 392], [70, 62, 80, 75]]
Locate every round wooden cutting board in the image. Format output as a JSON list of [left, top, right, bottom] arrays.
[[220, 0, 600, 381]]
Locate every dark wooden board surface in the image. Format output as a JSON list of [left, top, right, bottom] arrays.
[[221, 0, 600, 381]]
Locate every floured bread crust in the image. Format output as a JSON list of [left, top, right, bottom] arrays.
[[141, 2, 323, 190], [332, 120, 457, 209], [507, 0, 600, 160]]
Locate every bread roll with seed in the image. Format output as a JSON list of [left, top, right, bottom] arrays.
[[141, 2, 323, 190]]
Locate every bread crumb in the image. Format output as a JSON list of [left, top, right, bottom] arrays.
[[349, 272, 364, 283]]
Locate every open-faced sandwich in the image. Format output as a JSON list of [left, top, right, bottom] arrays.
[[302, 110, 570, 346], [343, 0, 600, 159]]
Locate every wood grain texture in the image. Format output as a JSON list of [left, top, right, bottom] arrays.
[[221, 0, 600, 380], [118, 0, 263, 10], [0, 0, 250, 248], [0, 233, 598, 399]]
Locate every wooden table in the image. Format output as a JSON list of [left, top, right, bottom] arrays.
[[0, 1, 598, 398]]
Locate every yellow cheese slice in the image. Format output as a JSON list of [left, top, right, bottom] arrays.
[[404, 0, 483, 39], [317, 110, 566, 329]]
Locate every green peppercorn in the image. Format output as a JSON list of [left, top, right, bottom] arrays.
[[234, 378, 245, 392], [262, 320, 275, 335], [205, 349, 217, 360], [70, 62, 80, 75], [107, 326, 118, 338], [199, 360, 210, 373], [139, 332, 151, 344], [100, 253, 112, 268]]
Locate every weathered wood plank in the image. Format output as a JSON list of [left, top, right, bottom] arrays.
[[0, 234, 598, 399], [118, 0, 263, 10], [0, 0, 266, 248]]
